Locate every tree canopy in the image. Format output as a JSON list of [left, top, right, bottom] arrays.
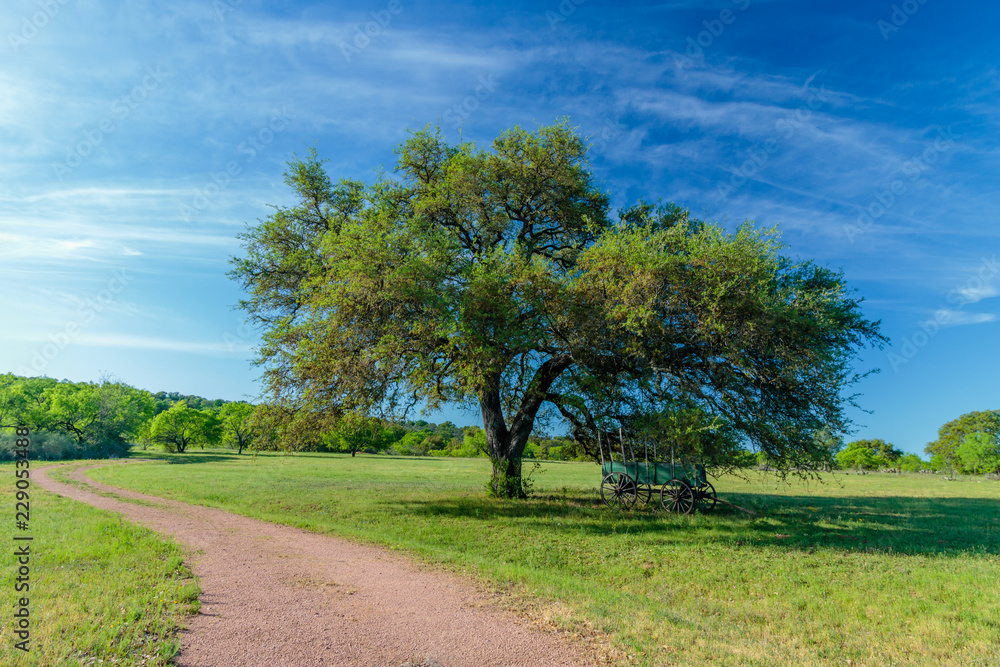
[[230, 121, 886, 497], [148, 402, 220, 453], [0, 374, 154, 457], [323, 410, 393, 457], [218, 401, 258, 454], [954, 432, 1000, 475], [925, 410, 1000, 471], [835, 438, 903, 471]]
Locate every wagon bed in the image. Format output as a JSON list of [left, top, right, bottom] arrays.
[[601, 461, 706, 488]]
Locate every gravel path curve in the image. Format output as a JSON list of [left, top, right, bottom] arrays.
[[37, 462, 596, 667]]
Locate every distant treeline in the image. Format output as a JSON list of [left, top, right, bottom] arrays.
[[152, 392, 228, 414], [2, 373, 996, 473], [0, 374, 580, 461], [0, 374, 243, 460], [303, 416, 582, 461]]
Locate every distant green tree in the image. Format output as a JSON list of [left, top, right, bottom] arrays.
[[219, 401, 257, 454], [925, 410, 1000, 471], [379, 423, 407, 448], [149, 402, 220, 453], [899, 453, 927, 472], [45, 382, 97, 444], [0, 374, 56, 431], [435, 421, 460, 442], [325, 411, 392, 457], [836, 439, 901, 471], [420, 434, 446, 455], [197, 410, 221, 450], [458, 427, 488, 457], [45, 379, 154, 453], [955, 432, 1000, 475], [928, 453, 952, 474], [244, 402, 286, 451], [135, 419, 155, 451], [836, 445, 880, 471], [389, 430, 418, 455], [0, 375, 153, 457]]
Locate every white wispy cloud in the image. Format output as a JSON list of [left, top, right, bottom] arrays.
[[932, 309, 997, 327], [0, 221, 237, 262], [74, 333, 255, 355], [20, 187, 186, 203], [955, 284, 1000, 304]]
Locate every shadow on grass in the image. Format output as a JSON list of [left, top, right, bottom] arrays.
[[373, 455, 484, 463], [392, 491, 1000, 557], [127, 450, 244, 465]]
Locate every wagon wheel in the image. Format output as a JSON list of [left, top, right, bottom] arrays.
[[695, 481, 717, 512], [634, 484, 653, 507], [660, 479, 695, 514], [601, 472, 638, 510]]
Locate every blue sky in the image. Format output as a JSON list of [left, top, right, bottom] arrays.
[[2, 0, 997, 455]]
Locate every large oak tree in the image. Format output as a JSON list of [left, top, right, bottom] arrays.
[[230, 122, 885, 497]]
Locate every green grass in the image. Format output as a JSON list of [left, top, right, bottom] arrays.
[[86, 451, 1000, 666], [0, 462, 200, 667]]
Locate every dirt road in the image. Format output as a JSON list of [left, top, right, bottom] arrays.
[[37, 462, 596, 667]]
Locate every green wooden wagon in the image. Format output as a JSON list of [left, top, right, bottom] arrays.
[[596, 430, 717, 513], [600, 461, 716, 513]]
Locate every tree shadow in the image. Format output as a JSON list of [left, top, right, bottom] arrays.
[[129, 451, 244, 465], [374, 455, 478, 463], [390, 490, 1000, 557]]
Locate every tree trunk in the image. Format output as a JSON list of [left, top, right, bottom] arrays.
[[481, 387, 525, 498], [485, 433, 532, 498], [490, 447, 526, 497], [481, 354, 573, 499]]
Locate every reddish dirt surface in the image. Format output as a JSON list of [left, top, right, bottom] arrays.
[[37, 462, 598, 667]]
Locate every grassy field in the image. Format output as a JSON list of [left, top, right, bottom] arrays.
[[0, 462, 200, 667], [82, 450, 1000, 667]]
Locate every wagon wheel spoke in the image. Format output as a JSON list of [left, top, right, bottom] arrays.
[[601, 472, 638, 510], [660, 479, 695, 514], [696, 481, 717, 512], [635, 484, 652, 506]]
